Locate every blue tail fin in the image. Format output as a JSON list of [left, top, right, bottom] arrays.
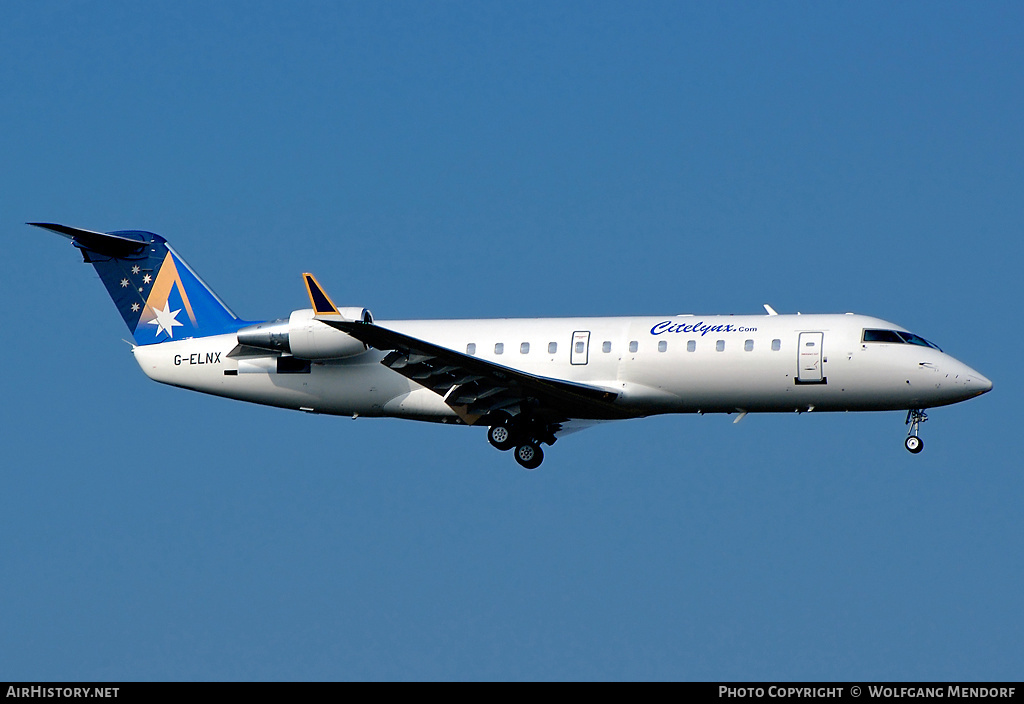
[[31, 223, 249, 345]]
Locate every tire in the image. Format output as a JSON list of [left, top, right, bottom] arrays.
[[514, 443, 544, 470], [905, 436, 924, 454], [487, 424, 516, 451]]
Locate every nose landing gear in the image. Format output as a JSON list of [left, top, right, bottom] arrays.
[[905, 409, 928, 454]]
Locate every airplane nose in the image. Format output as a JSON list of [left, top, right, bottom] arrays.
[[941, 359, 992, 401], [969, 372, 993, 396], [953, 360, 993, 397]]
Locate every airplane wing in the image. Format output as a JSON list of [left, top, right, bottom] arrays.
[[324, 319, 631, 429]]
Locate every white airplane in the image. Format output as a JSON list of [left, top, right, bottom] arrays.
[[34, 222, 992, 469]]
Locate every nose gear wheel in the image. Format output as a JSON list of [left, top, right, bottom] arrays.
[[904, 409, 928, 454]]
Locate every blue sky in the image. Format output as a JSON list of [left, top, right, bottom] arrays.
[[2, 1, 1021, 681]]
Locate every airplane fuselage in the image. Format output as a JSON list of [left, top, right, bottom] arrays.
[[133, 312, 990, 422], [33, 221, 991, 467]]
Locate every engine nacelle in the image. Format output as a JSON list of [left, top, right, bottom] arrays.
[[237, 307, 373, 359], [287, 308, 369, 359]]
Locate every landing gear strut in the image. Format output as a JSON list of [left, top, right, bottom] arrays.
[[905, 409, 927, 454]]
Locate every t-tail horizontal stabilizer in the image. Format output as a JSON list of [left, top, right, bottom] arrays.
[[30, 222, 249, 345]]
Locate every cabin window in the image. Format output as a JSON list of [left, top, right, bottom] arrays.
[[658, 341, 667, 353], [575, 341, 585, 354], [771, 339, 781, 351], [494, 342, 504, 355], [716, 340, 725, 352], [520, 342, 530, 354], [602, 341, 611, 353], [629, 341, 638, 353], [548, 341, 557, 354], [687, 340, 696, 352], [466, 343, 476, 355], [744, 339, 754, 352]]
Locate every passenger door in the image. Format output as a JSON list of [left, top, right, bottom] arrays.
[[797, 332, 825, 383]]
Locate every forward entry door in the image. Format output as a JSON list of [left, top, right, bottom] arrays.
[[797, 332, 825, 383]]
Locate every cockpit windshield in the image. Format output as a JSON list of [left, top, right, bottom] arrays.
[[862, 329, 942, 352]]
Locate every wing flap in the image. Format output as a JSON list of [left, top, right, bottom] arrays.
[[327, 320, 629, 424]]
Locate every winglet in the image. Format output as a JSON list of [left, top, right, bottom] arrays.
[[763, 304, 778, 316], [303, 273, 340, 316]]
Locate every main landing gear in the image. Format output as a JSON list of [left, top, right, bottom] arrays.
[[905, 409, 928, 454], [486, 413, 553, 470]]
